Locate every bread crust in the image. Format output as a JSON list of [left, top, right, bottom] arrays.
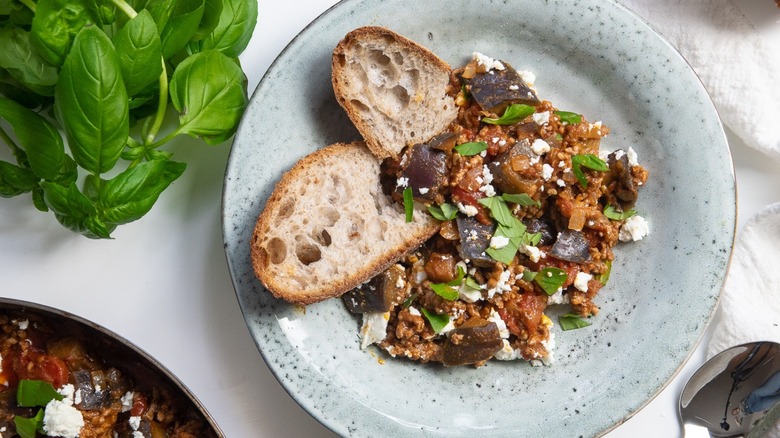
[[332, 26, 457, 160], [251, 142, 438, 304]]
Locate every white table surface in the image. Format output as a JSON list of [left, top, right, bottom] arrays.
[[2, 1, 780, 437]]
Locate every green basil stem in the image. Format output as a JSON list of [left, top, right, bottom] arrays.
[[0, 126, 25, 162], [144, 58, 169, 146], [110, 0, 138, 19], [17, 0, 36, 13]]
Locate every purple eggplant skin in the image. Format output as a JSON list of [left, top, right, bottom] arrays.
[[342, 265, 405, 313], [607, 150, 638, 209], [466, 62, 541, 114], [524, 218, 556, 246], [395, 142, 448, 202], [456, 216, 496, 267], [442, 321, 503, 366], [487, 139, 540, 196], [550, 230, 592, 263]]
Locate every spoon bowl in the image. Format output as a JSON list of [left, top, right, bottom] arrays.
[[680, 341, 780, 437]]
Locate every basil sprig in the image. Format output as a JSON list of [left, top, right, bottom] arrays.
[[559, 313, 592, 331], [454, 141, 488, 156], [421, 308, 451, 333], [403, 186, 414, 222], [603, 204, 637, 220], [571, 154, 609, 188], [534, 267, 567, 295], [482, 104, 536, 125]]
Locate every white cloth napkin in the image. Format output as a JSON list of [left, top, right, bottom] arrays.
[[619, 0, 780, 160]]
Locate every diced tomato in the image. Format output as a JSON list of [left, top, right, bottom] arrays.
[[450, 186, 491, 225], [14, 349, 69, 388], [131, 392, 148, 416], [498, 293, 547, 337]]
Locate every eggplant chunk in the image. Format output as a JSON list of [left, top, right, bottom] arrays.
[[524, 218, 556, 246], [467, 62, 540, 113], [456, 216, 496, 267], [427, 132, 457, 152], [395, 142, 448, 202], [488, 139, 540, 196], [550, 230, 591, 263], [443, 320, 503, 366], [342, 265, 406, 313], [72, 369, 111, 410], [607, 150, 638, 209]]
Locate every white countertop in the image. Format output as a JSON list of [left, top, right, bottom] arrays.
[[2, 1, 780, 437]]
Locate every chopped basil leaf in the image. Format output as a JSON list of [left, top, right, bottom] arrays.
[[603, 204, 637, 220], [555, 110, 582, 124], [403, 186, 414, 222], [421, 308, 451, 333], [521, 269, 538, 282], [14, 409, 44, 438], [534, 267, 567, 295], [597, 260, 612, 285], [524, 231, 542, 246], [464, 276, 482, 290], [501, 193, 540, 207], [559, 313, 592, 331], [430, 266, 466, 301], [428, 202, 458, 221], [17, 379, 63, 407], [477, 196, 514, 227], [571, 154, 608, 188], [454, 141, 488, 156], [485, 219, 526, 264], [402, 292, 418, 308], [482, 104, 536, 125]]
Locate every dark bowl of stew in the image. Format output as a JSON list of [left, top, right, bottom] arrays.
[[0, 297, 223, 438]]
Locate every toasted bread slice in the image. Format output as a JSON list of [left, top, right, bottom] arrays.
[[332, 26, 458, 160], [250, 142, 439, 305]]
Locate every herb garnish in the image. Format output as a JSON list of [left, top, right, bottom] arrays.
[[421, 308, 451, 333], [17, 380, 63, 407], [559, 313, 592, 331], [501, 192, 540, 208], [482, 104, 536, 125], [534, 267, 567, 295], [454, 141, 488, 156], [596, 260, 612, 285], [430, 266, 466, 301], [571, 154, 609, 188], [603, 204, 637, 220], [477, 196, 542, 264], [403, 186, 414, 222], [427, 202, 458, 221], [555, 110, 582, 124], [14, 409, 44, 438]]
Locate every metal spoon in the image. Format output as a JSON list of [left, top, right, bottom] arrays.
[[680, 341, 780, 437]]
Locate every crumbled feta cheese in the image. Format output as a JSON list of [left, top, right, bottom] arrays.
[[395, 275, 405, 288], [440, 317, 457, 335], [479, 184, 496, 197], [458, 283, 483, 303], [613, 150, 625, 161], [531, 138, 550, 155], [488, 310, 509, 339], [359, 312, 390, 349], [487, 270, 513, 298], [491, 137, 500, 144], [618, 215, 649, 242], [478, 165, 496, 197], [418, 187, 429, 194], [472, 52, 505, 71], [121, 391, 134, 412], [518, 70, 536, 87], [457, 202, 479, 217], [494, 339, 520, 361], [408, 306, 421, 317], [520, 245, 541, 263], [529, 155, 540, 165], [556, 179, 566, 188], [490, 235, 510, 249], [132, 432, 144, 438], [17, 319, 29, 330], [627, 147, 639, 166], [574, 272, 593, 292], [509, 85, 519, 90], [542, 163, 554, 181], [43, 399, 84, 438], [532, 111, 550, 125], [57, 384, 76, 405], [396, 177, 409, 188], [547, 289, 568, 305], [128, 416, 142, 431]]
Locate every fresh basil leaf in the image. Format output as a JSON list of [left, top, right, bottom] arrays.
[[534, 267, 567, 296], [464, 276, 482, 290], [169, 49, 248, 144], [477, 196, 514, 227], [191, 0, 257, 58], [17, 379, 63, 407], [41, 181, 113, 238], [0, 27, 58, 96], [559, 313, 592, 331], [421, 308, 450, 334], [0, 98, 65, 180], [521, 269, 537, 282], [114, 9, 163, 97], [603, 204, 637, 220], [485, 237, 520, 265], [571, 154, 608, 188], [430, 282, 459, 301], [14, 408, 44, 438], [192, 0, 223, 41], [402, 186, 414, 222], [99, 159, 186, 225], [454, 141, 488, 156], [482, 103, 535, 125], [402, 292, 418, 308], [501, 192, 540, 207], [524, 231, 542, 246], [597, 260, 612, 285], [55, 26, 129, 174], [32, 188, 49, 212], [144, 0, 176, 31], [555, 110, 582, 124], [159, 0, 205, 59], [0, 161, 39, 197], [427, 202, 458, 221], [30, 0, 100, 66]]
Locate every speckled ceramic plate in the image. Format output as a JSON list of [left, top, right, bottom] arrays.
[[222, 0, 736, 436]]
